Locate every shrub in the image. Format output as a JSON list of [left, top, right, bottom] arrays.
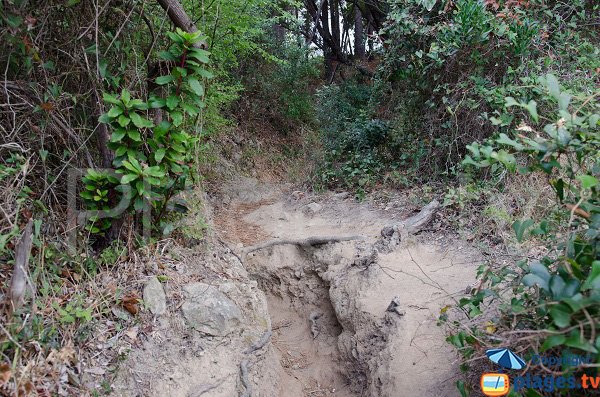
[[446, 74, 599, 395], [81, 28, 211, 237]]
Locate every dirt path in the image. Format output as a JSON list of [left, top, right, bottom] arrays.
[[110, 177, 479, 397], [216, 178, 480, 396]]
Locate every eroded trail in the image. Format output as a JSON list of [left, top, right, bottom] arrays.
[[217, 178, 480, 396], [110, 178, 479, 397]]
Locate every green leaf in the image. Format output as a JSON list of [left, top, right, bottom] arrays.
[[130, 113, 154, 129], [149, 97, 166, 108], [196, 69, 214, 79], [98, 113, 111, 124], [496, 133, 524, 150], [153, 121, 171, 139], [189, 48, 210, 63], [541, 335, 566, 352], [553, 178, 565, 201], [558, 92, 571, 111], [166, 95, 180, 110], [187, 78, 204, 97], [181, 103, 199, 116], [155, 148, 166, 163], [117, 115, 130, 127], [505, 97, 519, 107], [134, 197, 144, 211], [171, 111, 183, 126], [549, 304, 571, 328], [578, 175, 598, 189], [115, 146, 127, 157], [121, 89, 131, 104], [524, 100, 538, 122], [127, 130, 141, 141], [120, 174, 138, 184], [582, 261, 600, 290], [512, 219, 534, 242], [111, 129, 126, 142], [155, 75, 175, 85], [107, 106, 123, 118], [456, 380, 468, 397], [522, 262, 551, 291], [564, 333, 599, 353], [122, 159, 142, 173], [103, 92, 120, 105], [145, 166, 165, 178], [546, 74, 560, 100], [158, 50, 177, 61]]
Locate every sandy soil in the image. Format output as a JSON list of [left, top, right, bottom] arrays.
[[110, 177, 480, 397], [217, 179, 480, 396]]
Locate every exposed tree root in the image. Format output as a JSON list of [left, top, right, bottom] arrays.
[[241, 235, 363, 262]]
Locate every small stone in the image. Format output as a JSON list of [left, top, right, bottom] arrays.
[[381, 225, 395, 237], [143, 276, 167, 315], [386, 296, 405, 316]]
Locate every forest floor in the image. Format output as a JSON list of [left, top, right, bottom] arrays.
[[106, 175, 482, 396]]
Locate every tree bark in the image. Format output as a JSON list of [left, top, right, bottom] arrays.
[[331, 0, 340, 51], [156, 0, 207, 48], [354, 5, 365, 60]]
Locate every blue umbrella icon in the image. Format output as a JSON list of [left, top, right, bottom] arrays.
[[486, 348, 526, 370]]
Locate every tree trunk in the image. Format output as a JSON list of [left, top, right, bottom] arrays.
[[156, 0, 207, 48], [331, 0, 340, 51], [354, 6, 365, 60], [94, 90, 114, 168]]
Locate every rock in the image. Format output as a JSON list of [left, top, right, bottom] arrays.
[[381, 225, 395, 238], [386, 296, 405, 316], [182, 283, 243, 336], [143, 276, 166, 315]]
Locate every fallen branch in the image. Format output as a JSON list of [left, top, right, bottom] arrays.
[[9, 219, 34, 312], [381, 200, 440, 237], [241, 235, 363, 261]]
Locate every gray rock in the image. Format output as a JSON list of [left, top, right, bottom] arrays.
[[386, 296, 405, 316], [182, 283, 243, 336], [143, 276, 167, 315]]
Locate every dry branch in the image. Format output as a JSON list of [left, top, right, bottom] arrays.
[[9, 219, 34, 311], [241, 235, 363, 261], [381, 200, 440, 237]]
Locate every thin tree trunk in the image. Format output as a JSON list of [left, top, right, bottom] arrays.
[[354, 6, 365, 60], [331, 0, 340, 51]]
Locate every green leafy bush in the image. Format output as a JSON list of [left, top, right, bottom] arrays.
[[81, 28, 211, 237], [375, 0, 598, 177], [447, 75, 599, 395]]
